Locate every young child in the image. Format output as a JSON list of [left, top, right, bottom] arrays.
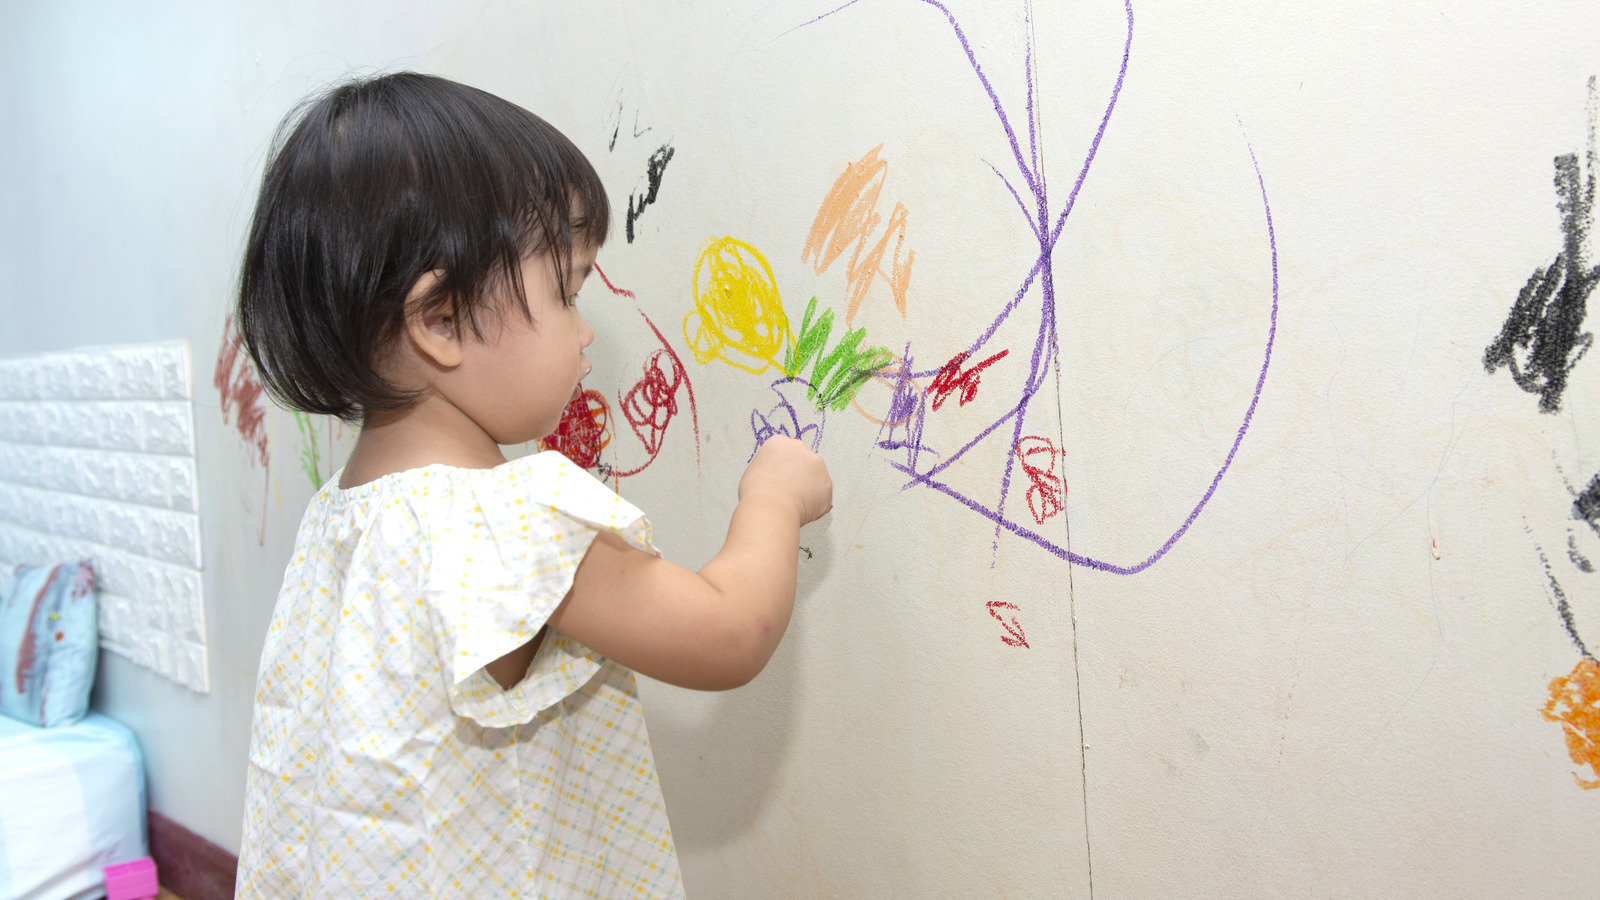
[[232, 72, 831, 899]]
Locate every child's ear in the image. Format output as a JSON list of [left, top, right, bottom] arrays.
[[403, 270, 463, 368]]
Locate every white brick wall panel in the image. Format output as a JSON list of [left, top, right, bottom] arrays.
[[160, 347, 190, 400], [0, 342, 206, 693], [47, 402, 79, 447], [46, 403, 76, 446], [106, 403, 143, 452], [78, 355, 114, 399], [189, 653, 205, 693], [143, 583, 173, 632], [108, 352, 147, 399], [0, 484, 20, 527], [189, 644, 209, 692], [170, 567, 204, 643], [143, 507, 201, 569], [83, 451, 119, 498], [102, 501, 144, 555], [0, 483, 25, 527], [95, 593, 120, 644], [119, 453, 169, 508], [60, 495, 100, 545], [4, 407, 30, 443], [44, 451, 76, 494], [0, 404, 31, 442], [168, 458, 197, 513], [39, 358, 71, 399], [0, 361, 22, 399], [140, 402, 193, 455]]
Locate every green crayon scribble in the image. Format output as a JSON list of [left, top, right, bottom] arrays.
[[781, 296, 894, 412], [292, 410, 323, 488]]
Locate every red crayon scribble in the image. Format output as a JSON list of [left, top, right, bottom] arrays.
[[926, 349, 1009, 411], [592, 262, 637, 299], [986, 600, 1030, 648], [614, 313, 701, 477], [214, 314, 269, 468], [541, 389, 612, 469], [590, 260, 702, 479], [619, 353, 680, 457], [1015, 436, 1067, 525], [14, 564, 63, 693], [1543, 656, 1600, 789]]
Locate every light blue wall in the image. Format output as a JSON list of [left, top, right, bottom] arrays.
[[0, 0, 481, 853]]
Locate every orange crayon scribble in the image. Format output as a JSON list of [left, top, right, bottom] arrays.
[[802, 144, 914, 325], [683, 237, 791, 374], [1542, 656, 1600, 789]]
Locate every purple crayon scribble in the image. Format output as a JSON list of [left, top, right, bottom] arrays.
[[800, 0, 1279, 575], [752, 378, 828, 459]]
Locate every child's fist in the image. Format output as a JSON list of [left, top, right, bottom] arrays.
[[740, 437, 833, 526]]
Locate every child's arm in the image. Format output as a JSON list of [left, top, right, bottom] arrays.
[[539, 435, 832, 690]]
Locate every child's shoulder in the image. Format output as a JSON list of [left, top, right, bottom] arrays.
[[306, 451, 655, 551]]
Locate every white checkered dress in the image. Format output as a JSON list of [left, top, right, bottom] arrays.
[[237, 453, 683, 898]]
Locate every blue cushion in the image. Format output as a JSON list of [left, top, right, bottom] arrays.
[[0, 560, 100, 727]]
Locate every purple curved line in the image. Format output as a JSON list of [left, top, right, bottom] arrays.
[[1067, 142, 1278, 574], [782, 0, 871, 37], [890, 139, 1278, 575], [988, 161, 1042, 241], [796, 0, 1274, 575], [910, 0, 1041, 199], [1050, 0, 1134, 246], [1024, 1, 1039, 178]]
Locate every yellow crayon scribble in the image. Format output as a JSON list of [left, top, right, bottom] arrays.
[[802, 144, 914, 325], [683, 236, 791, 374], [1542, 656, 1600, 790]]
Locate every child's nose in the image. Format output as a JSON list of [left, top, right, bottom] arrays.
[[578, 311, 595, 349]]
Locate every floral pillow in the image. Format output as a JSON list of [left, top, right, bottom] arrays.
[[0, 560, 100, 727]]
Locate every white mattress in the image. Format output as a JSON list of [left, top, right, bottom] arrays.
[[0, 712, 147, 900]]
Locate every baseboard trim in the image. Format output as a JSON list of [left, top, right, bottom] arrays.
[[147, 810, 238, 900]]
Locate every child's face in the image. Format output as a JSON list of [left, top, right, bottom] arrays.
[[455, 244, 598, 445]]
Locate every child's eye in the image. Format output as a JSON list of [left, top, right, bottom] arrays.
[[564, 293, 579, 308]]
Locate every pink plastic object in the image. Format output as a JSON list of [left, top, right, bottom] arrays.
[[103, 856, 160, 900]]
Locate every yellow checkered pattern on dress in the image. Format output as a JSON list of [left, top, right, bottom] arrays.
[[236, 453, 684, 898]]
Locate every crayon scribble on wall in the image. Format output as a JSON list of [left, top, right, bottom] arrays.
[[1543, 657, 1600, 789], [797, 0, 1279, 577], [1484, 76, 1598, 413], [682, 236, 892, 418]]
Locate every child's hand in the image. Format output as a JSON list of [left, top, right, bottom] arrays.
[[739, 436, 833, 526]]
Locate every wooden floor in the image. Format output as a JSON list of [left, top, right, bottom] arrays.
[[157, 888, 184, 900]]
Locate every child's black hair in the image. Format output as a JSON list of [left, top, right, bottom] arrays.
[[236, 72, 610, 421]]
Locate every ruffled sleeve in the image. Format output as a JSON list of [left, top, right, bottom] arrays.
[[422, 452, 658, 727]]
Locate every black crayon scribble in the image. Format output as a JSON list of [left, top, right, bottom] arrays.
[[1530, 525, 1595, 661], [605, 80, 652, 153], [1484, 77, 1600, 413], [626, 144, 675, 243], [1575, 472, 1600, 537], [799, 546, 814, 560], [1568, 529, 1594, 573]]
